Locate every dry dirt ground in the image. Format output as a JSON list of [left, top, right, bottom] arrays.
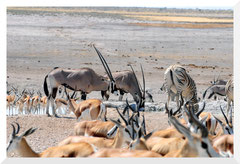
[[6, 7, 233, 157]]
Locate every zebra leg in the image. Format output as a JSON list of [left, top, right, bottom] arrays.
[[226, 99, 230, 117], [167, 92, 171, 109], [176, 94, 180, 109]]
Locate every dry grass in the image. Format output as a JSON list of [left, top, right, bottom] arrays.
[[8, 7, 233, 29], [125, 15, 233, 23]]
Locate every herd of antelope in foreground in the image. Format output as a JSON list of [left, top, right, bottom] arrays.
[[7, 45, 234, 158]]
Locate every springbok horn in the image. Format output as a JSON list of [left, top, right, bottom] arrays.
[[173, 92, 184, 116], [229, 106, 233, 125], [115, 107, 128, 125], [196, 101, 206, 118], [14, 122, 20, 134], [165, 102, 170, 114], [189, 106, 208, 138], [183, 101, 190, 117], [142, 114, 147, 135], [212, 115, 225, 131], [220, 106, 230, 126], [93, 45, 115, 82], [125, 98, 136, 113], [11, 124, 16, 136]]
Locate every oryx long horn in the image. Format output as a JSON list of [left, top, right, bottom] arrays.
[[93, 45, 114, 82], [129, 65, 143, 106], [189, 106, 208, 138], [220, 106, 230, 125], [115, 107, 128, 125], [216, 72, 220, 82], [196, 101, 206, 118], [140, 64, 145, 99]]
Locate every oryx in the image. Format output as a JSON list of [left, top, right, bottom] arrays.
[[43, 45, 117, 117], [203, 74, 227, 100], [101, 70, 154, 102], [122, 64, 146, 115]]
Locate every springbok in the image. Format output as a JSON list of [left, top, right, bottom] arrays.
[[30, 90, 42, 114], [212, 134, 233, 157], [225, 77, 233, 117], [54, 98, 70, 115], [65, 88, 107, 121], [58, 119, 133, 149], [6, 87, 18, 115], [7, 122, 97, 157], [40, 95, 47, 115], [128, 124, 186, 157], [74, 120, 116, 138], [168, 107, 221, 157], [180, 101, 218, 135], [213, 106, 233, 135], [58, 107, 136, 148], [23, 89, 35, 114], [43, 45, 117, 117], [164, 64, 199, 112], [90, 148, 162, 157]]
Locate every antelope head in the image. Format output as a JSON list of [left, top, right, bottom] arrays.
[[169, 109, 220, 157], [93, 45, 118, 96], [165, 95, 184, 126], [213, 106, 233, 135], [7, 122, 37, 153]]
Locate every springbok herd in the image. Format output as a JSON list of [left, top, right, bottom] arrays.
[[6, 45, 234, 158]]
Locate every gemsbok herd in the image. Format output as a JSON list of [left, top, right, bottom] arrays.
[[7, 45, 234, 158]]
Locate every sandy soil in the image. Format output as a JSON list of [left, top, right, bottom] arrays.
[[6, 7, 233, 157]]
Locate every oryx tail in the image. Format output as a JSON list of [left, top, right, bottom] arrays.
[[43, 67, 59, 97]]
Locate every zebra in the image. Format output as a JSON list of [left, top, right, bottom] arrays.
[[164, 64, 199, 112], [225, 77, 234, 117]]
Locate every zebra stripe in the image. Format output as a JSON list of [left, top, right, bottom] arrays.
[[164, 64, 198, 110]]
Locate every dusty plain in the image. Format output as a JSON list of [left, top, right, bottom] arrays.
[[6, 7, 233, 157]]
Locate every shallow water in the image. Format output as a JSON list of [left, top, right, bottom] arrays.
[[6, 106, 70, 116]]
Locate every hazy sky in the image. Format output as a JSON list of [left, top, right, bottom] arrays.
[[4, 0, 239, 9]]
